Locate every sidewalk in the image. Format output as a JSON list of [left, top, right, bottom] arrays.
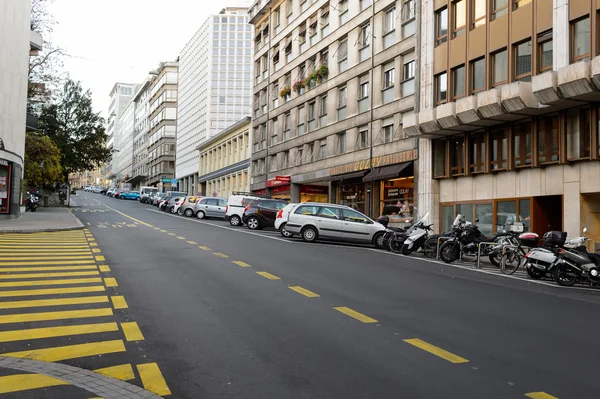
[[0, 207, 84, 233]]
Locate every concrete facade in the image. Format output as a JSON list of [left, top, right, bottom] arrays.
[[197, 117, 252, 198], [105, 83, 136, 185], [176, 7, 253, 195]]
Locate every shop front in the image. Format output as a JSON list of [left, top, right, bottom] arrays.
[[0, 160, 12, 215], [264, 178, 290, 200], [300, 185, 328, 203]]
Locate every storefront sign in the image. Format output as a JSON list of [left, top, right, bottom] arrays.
[[265, 178, 289, 188], [275, 176, 291, 182], [327, 149, 418, 176], [385, 188, 413, 199], [271, 185, 290, 194], [254, 189, 267, 196], [301, 185, 328, 194]]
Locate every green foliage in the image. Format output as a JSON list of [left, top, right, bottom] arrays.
[[24, 132, 63, 187], [38, 79, 110, 178]]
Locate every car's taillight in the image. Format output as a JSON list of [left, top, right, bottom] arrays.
[[276, 210, 283, 219], [226, 205, 229, 212], [244, 205, 250, 212]]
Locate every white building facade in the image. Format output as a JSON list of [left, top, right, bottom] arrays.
[[113, 98, 136, 183], [105, 83, 136, 184], [176, 7, 254, 195]]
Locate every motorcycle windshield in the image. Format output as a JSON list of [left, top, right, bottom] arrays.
[[453, 214, 463, 226], [414, 212, 430, 227]]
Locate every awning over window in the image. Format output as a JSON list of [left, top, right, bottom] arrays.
[[326, 170, 367, 182], [362, 162, 411, 182]]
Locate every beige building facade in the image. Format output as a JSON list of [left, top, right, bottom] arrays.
[[249, 0, 420, 220], [197, 117, 252, 198], [405, 0, 600, 245]]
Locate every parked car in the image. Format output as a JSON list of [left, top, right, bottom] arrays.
[[91, 186, 103, 194], [194, 197, 227, 219], [140, 186, 159, 203], [101, 187, 109, 195], [226, 193, 262, 226], [119, 191, 140, 200], [105, 188, 116, 197], [178, 196, 201, 217], [153, 194, 167, 206], [242, 199, 288, 230], [284, 203, 386, 247], [147, 192, 160, 205], [166, 197, 185, 214], [275, 203, 297, 237], [158, 196, 172, 211], [114, 189, 126, 199]]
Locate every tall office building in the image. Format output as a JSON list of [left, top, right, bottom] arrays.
[[176, 7, 254, 195], [105, 83, 136, 185]]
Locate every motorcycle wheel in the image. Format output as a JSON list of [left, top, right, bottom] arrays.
[[422, 237, 438, 258], [552, 263, 578, 287], [389, 237, 405, 254], [439, 242, 459, 264], [526, 266, 545, 280], [489, 251, 502, 268], [500, 250, 521, 275], [400, 243, 414, 256]]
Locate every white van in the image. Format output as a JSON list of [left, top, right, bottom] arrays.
[[139, 186, 158, 203]]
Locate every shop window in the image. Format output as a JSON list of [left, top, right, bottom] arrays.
[[490, 128, 508, 170], [435, 7, 448, 45], [456, 203, 474, 223], [381, 177, 415, 223], [571, 16, 590, 64], [435, 72, 447, 105], [449, 135, 465, 176], [538, 31, 552, 73], [338, 183, 365, 214], [538, 115, 559, 164], [512, 121, 532, 167], [497, 200, 518, 232], [514, 40, 532, 82], [491, 0, 507, 20], [471, 58, 485, 93], [452, 0, 466, 38], [567, 107, 591, 160], [433, 138, 447, 178], [452, 65, 465, 100], [492, 49, 508, 87], [441, 205, 455, 233], [469, 132, 485, 173], [475, 203, 493, 236], [471, 0, 485, 29], [519, 199, 531, 232]]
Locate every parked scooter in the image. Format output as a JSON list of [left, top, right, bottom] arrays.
[[552, 228, 600, 286], [25, 192, 40, 212], [400, 212, 433, 255], [523, 231, 574, 279]]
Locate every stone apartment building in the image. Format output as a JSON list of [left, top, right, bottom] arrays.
[[248, 0, 419, 221]]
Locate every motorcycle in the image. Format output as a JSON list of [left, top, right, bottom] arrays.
[[523, 231, 575, 280], [400, 212, 433, 255], [487, 222, 526, 267], [439, 217, 508, 264], [377, 215, 408, 251], [552, 228, 600, 287], [422, 214, 467, 259], [25, 191, 40, 212]]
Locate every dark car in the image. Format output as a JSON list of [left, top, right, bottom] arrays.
[[242, 199, 288, 230]]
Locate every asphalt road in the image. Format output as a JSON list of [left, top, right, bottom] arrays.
[[70, 192, 600, 399]]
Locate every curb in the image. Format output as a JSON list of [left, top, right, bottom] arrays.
[[0, 210, 86, 234]]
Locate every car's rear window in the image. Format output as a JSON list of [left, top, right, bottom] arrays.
[[294, 205, 320, 216]]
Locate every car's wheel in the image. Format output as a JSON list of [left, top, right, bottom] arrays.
[[279, 223, 293, 238], [196, 210, 206, 219], [229, 215, 241, 226], [247, 216, 261, 230], [184, 208, 193, 217], [170, 207, 176, 214], [301, 226, 318, 243], [373, 232, 385, 248], [177, 208, 183, 216]]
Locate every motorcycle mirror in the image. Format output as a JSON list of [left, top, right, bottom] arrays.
[[583, 227, 587, 233], [475, 218, 479, 223]]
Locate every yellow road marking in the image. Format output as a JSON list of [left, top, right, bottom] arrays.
[[289, 286, 320, 298], [0, 322, 118, 343], [256, 271, 280, 280], [1, 250, 91, 255], [525, 393, 559, 399], [137, 363, 171, 396], [168, 233, 176, 236], [160, 230, 168, 232], [154, 227, 160, 229], [176, 236, 186, 240], [0, 266, 97, 272], [0, 285, 105, 298], [334, 307, 378, 323], [186, 241, 197, 244], [0, 295, 109, 310], [104, 277, 118, 287], [95, 255, 106, 261], [99, 265, 111, 272], [0, 256, 94, 262], [199, 246, 211, 250], [0, 374, 68, 394], [0, 260, 96, 266], [0, 271, 99, 280], [104, 207, 153, 226], [233, 261, 250, 267], [95, 364, 135, 381], [0, 245, 90, 249], [92, 248, 101, 253], [111, 295, 128, 309], [213, 252, 229, 258], [4, 339, 126, 362], [403, 338, 469, 364], [90, 242, 98, 247], [121, 322, 145, 341], [0, 277, 102, 288], [0, 308, 113, 324]]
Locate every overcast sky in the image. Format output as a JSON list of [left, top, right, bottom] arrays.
[[49, 0, 252, 117]]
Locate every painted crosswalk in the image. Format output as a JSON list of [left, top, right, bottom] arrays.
[[0, 229, 170, 397]]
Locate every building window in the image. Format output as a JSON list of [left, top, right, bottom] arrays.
[[401, 0, 416, 37], [567, 107, 591, 160], [321, 12, 330, 37], [492, 49, 508, 86], [359, 24, 370, 62], [308, 101, 316, 131], [339, 0, 349, 25], [514, 40, 532, 82], [538, 31, 553, 72], [571, 16, 590, 63], [338, 132, 346, 153], [450, 135, 465, 176], [298, 106, 306, 135], [384, 7, 396, 34], [452, 65, 465, 99], [273, 8, 281, 28], [436, 7, 448, 45], [471, 58, 485, 93], [360, 0, 372, 11], [491, 0, 508, 20], [471, 0, 486, 29], [383, 123, 394, 143], [512, 121, 532, 167], [435, 72, 447, 105], [383, 65, 395, 89], [359, 80, 369, 113], [320, 95, 328, 126], [469, 132, 485, 173], [338, 38, 348, 72], [489, 128, 508, 170], [538, 115, 559, 164], [402, 60, 415, 97], [433, 139, 447, 178], [320, 142, 327, 159], [452, 0, 466, 38], [358, 129, 368, 149], [338, 86, 347, 120], [359, 81, 369, 99], [284, 112, 291, 140]]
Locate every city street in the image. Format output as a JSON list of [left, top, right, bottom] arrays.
[[15, 192, 592, 399]]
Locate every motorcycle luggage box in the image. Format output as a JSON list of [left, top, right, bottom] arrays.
[[543, 231, 567, 246], [519, 232, 539, 248]]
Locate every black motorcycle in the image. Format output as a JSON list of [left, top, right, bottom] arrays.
[[25, 192, 40, 212], [377, 215, 408, 251], [552, 229, 600, 287], [439, 220, 506, 264]]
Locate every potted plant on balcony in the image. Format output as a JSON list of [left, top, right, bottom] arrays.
[[316, 64, 329, 80], [292, 79, 306, 93], [279, 85, 291, 98]]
